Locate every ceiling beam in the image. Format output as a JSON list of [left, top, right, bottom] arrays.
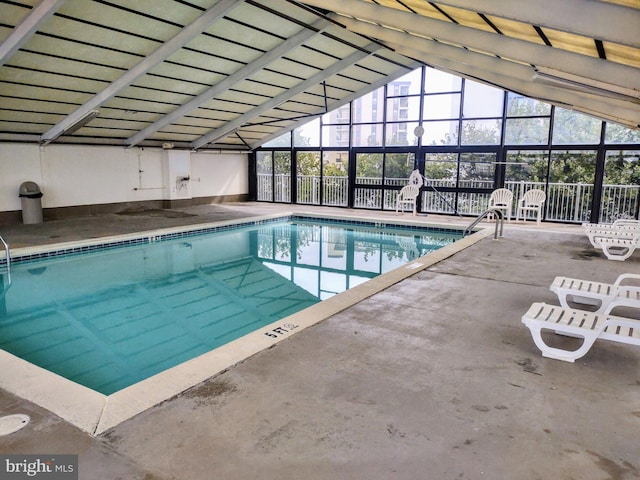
[[249, 61, 421, 150], [302, 0, 640, 93], [191, 44, 382, 149], [0, 0, 67, 67], [40, 0, 244, 144], [430, 0, 640, 48], [127, 19, 331, 147], [340, 15, 639, 100]]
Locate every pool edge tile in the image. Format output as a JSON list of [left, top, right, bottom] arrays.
[[0, 350, 106, 434]]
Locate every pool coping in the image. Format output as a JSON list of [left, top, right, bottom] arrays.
[[0, 212, 493, 436]]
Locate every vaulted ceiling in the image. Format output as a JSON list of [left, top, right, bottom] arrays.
[[1, 0, 638, 150]]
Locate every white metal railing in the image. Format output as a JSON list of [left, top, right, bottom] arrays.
[[598, 184, 639, 224], [256, 174, 639, 223]]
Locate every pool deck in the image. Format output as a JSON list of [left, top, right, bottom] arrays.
[[1, 203, 639, 480]]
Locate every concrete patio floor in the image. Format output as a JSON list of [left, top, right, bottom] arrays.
[[1, 203, 639, 480]]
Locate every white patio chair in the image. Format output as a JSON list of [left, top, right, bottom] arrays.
[[516, 189, 546, 225], [395, 235, 420, 261], [487, 188, 513, 223], [395, 185, 420, 216]]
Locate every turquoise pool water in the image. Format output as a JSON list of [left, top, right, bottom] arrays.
[[0, 217, 460, 395]]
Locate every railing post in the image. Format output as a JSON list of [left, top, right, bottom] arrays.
[[574, 183, 582, 222]]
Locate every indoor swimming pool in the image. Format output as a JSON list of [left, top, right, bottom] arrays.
[[0, 215, 462, 396]]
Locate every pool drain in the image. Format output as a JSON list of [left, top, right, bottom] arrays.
[[0, 414, 30, 435]]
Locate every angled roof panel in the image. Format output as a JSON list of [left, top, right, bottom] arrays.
[[0, 0, 637, 149], [606, 42, 640, 69], [542, 28, 600, 58], [481, 16, 547, 46], [432, 4, 497, 33], [374, 0, 448, 20]]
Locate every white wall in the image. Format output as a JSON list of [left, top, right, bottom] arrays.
[[0, 143, 249, 212], [191, 150, 248, 198]]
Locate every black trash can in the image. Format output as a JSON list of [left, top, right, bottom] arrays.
[[19, 181, 44, 224]]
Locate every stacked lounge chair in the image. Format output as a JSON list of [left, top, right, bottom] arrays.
[[582, 219, 640, 261], [521, 273, 640, 362]]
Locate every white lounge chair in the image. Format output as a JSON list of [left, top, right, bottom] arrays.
[[581, 220, 640, 260], [597, 236, 640, 261], [521, 301, 640, 362], [488, 188, 513, 223], [395, 184, 420, 216], [550, 273, 640, 313], [583, 219, 640, 230], [582, 222, 640, 248], [516, 189, 546, 225]]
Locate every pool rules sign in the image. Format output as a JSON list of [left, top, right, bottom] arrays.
[[0, 455, 77, 479]]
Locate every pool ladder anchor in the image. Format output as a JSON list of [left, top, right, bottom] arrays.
[[463, 208, 505, 239], [0, 234, 11, 294]]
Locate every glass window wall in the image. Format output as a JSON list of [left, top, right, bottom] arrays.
[[274, 151, 292, 203], [601, 150, 640, 222], [423, 93, 461, 120], [296, 151, 321, 205], [552, 108, 602, 145], [256, 151, 273, 202], [322, 151, 349, 207], [460, 119, 502, 145], [256, 66, 640, 223], [424, 67, 462, 93], [462, 81, 504, 118], [547, 150, 597, 222], [505, 117, 550, 145]]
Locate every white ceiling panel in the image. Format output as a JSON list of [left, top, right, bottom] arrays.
[[8, 51, 122, 82], [56, 1, 184, 41]]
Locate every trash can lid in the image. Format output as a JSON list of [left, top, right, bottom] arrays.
[[19, 181, 43, 198]]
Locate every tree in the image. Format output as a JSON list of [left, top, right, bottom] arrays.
[[355, 153, 383, 180], [605, 150, 640, 185], [460, 120, 500, 145], [506, 151, 548, 183], [293, 129, 311, 147], [552, 108, 601, 144], [605, 123, 640, 144], [296, 152, 320, 176], [424, 153, 457, 183], [384, 153, 415, 182]]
